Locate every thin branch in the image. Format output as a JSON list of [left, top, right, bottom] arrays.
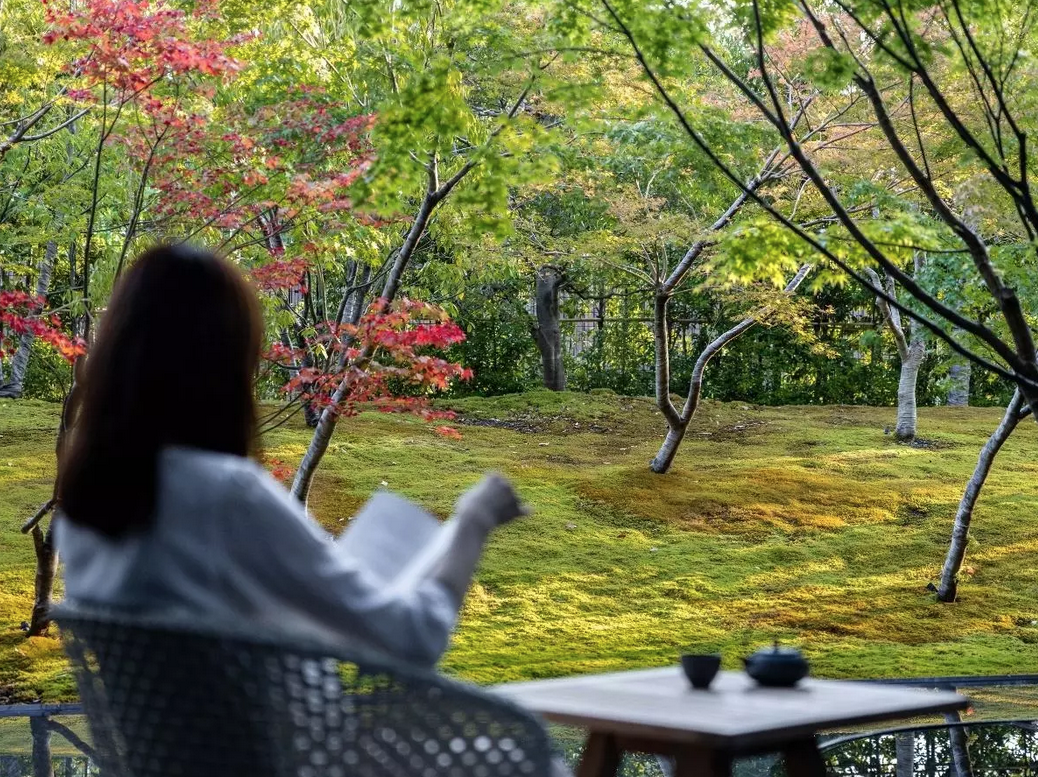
[[0, 102, 57, 157], [865, 267, 909, 359], [21, 498, 56, 534], [678, 263, 814, 425], [907, 77, 932, 180], [45, 718, 97, 762], [869, 0, 1038, 233], [258, 400, 307, 436], [116, 121, 170, 278], [802, 6, 1037, 369], [17, 108, 91, 144], [729, 4, 1025, 367]]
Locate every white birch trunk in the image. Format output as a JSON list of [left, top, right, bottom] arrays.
[[865, 264, 926, 442], [946, 328, 971, 407], [936, 389, 1028, 601], [894, 336, 925, 442]]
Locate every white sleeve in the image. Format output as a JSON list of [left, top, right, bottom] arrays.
[[221, 464, 460, 667]]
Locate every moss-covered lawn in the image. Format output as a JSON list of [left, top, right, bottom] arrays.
[[3, 390, 1038, 702]]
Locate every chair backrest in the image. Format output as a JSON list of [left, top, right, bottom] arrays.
[[54, 605, 554, 777]]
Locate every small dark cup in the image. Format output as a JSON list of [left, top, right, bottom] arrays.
[[681, 653, 722, 689]]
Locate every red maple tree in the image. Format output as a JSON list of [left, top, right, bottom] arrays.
[[43, 0, 245, 96], [36, 0, 471, 442], [266, 297, 472, 445], [0, 291, 85, 363]]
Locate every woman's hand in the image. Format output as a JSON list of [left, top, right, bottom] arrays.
[[453, 473, 531, 532], [428, 474, 530, 610]]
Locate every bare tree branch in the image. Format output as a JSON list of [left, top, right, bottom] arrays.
[[21, 498, 56, 535]]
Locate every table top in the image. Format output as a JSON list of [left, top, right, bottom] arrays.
[[494, 668, 968, 751]]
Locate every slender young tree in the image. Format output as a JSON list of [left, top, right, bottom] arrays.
[[937, 390, 1032, 601], [283, 0, 560, 502], [865, 260, 927, 442], [651, 264, 813, 472]]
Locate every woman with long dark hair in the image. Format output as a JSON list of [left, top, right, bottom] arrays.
[[56, 243, 528, 666]]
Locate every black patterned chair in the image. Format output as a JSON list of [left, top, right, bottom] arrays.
[[54, 604, 555, 777]]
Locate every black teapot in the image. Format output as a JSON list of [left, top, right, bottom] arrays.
[[743, 643, 809, 687]]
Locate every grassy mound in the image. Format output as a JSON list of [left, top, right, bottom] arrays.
[[2, 391, 1038, 702]]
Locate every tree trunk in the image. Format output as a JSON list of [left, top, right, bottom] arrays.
[[653, 292, 677, 423], [651, 424, 691, 475], [534, 265, 565, 391], [290, 190, 437, 504], [30, 716, 54, 777], [895, 731, 914, 777], [0, 242, 57, 399], [947, 329, 971, 406], [894, 336, 925, 441], [43, 718, 96, 763], [650, 286, 692, 474], [1020, 374, 1038, 424], [864, 263, 928, 442], [289, 147, 484, 504], [320, 260, 372, 417], [946, 360, 971, 406], [649, 314, 758, 474], [301, 354, 322, 427], [649, 264, 812, 474], [23, 357, 81, 634], [944, 711, 974, 777], [28, 523, 58, 636], [341, 264, 372, 332], [67, 241, 80, 338], [936, 389, 1028, 601]]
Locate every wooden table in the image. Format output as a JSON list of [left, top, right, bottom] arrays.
[[494, 668, 967, 777]]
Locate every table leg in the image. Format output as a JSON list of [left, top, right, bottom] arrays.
[[576, 732, 622, 777], [781, 738, 828, 777], [673, 746, 732, 777]]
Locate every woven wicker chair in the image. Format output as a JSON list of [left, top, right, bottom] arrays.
[[54, 605, 554, 777]]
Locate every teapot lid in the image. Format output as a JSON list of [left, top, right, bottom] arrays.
[[749, 641, 805, 661]]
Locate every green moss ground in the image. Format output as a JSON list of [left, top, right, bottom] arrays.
[[3, 391, 1038, 703]]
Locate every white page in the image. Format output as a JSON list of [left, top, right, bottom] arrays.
[[334, 491, 442, 585], [385, 517, 460, 596]]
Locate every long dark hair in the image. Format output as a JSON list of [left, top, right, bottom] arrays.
[[58, 243, 263, 538]]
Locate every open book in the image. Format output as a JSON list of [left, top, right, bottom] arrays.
[[334, 491, 458, 594]]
